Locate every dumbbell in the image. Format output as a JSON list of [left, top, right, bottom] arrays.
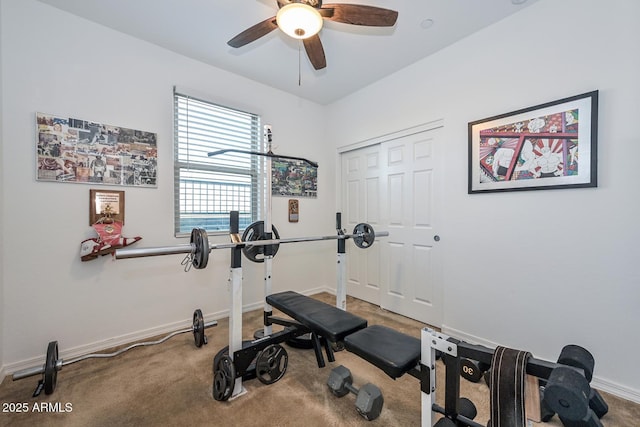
[[460, 358, 490, 383], [543, 387, 607, 421], [557, 345, 608, 418], [327, 365, 384, 421], [541, 344, 608, 422], [543, 366, 602, 425]]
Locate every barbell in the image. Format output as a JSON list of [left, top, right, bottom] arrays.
[[115, 222, 388, 269], [13, 309, 216, 396]]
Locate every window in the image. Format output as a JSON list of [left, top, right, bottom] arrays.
[[174, 90, 261, 235]]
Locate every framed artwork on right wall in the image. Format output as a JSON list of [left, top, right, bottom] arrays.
[[468, 90, 598, 194]]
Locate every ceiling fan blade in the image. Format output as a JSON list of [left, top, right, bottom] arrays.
[[303, 35, 326, 70], [321, 4, 398, 27], [227, 17, 278, 48]]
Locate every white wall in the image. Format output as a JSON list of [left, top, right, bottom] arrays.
[[0, 0, 335, 370], [328, 0, 640, 401]]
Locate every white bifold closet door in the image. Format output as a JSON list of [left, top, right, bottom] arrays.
[[340, 123, 444, 327]]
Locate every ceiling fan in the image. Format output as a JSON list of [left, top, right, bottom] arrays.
[[227, 0, 398, 70]]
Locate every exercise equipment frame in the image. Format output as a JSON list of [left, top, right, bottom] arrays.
[[419, 328, 596, 427]]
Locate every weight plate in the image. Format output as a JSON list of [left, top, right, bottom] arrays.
[[191, 228, 209, 269], [199, 228, 209, 269], [353, 223, 375, 249], [217, 355, 236, 382], [241, 221, 280, 263], [212, 370, 229, 401], [193, 309, 205, 348], [44, 341, 58, 395], [212, 355, 236, 401], [256, 344, 288, 385], [285, 332, 314, 350], [214, 341, 258, 381]]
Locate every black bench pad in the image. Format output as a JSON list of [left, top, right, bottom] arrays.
[[266, 291, 367, 343], [344, 325, 421, 379]]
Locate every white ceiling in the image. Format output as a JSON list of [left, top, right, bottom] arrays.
[[37, 0, 539, 105]]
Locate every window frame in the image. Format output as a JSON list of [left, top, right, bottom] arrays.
[[173, 89, 262, 237]]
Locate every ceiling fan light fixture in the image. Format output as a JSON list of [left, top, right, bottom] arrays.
[[276, 3, 323, 40]]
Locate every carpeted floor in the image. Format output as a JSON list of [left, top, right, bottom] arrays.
[[0, 293, 636, 426]]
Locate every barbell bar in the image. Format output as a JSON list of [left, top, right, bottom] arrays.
[[114, 223, 389, 264], [13, 310, 217, 393]]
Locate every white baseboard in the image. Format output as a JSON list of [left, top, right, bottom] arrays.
[[0, 365, 6, 385], [441, 324, 640, 405], [591, 377, 640, 404], [307, 286, 335, 296]]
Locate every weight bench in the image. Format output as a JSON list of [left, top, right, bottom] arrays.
[[344, 325, 422, 379], [266, 291, 422, 378], [266, 291, 368, 368]]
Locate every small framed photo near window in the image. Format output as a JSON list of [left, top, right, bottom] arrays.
[[89, 189, 125, 225]]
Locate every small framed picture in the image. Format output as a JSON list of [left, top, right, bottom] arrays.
[[89, 189, 125, 225], [288, 199, 299, 222], [468, 91, 598, 193]]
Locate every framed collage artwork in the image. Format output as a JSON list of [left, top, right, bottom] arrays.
[[36, 112, 157, 187]]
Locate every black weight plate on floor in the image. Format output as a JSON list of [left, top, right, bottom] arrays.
[[557, 344, 595, 382], [212, 370, 229, 401], [256, 344, 288, 385], [44, 341, 58, 395], [241, 221, 280, 263], [217, 355, 236, 384], [214, 341, 257, 381], [193, 309, 205, 347], [285, 332, 314, 349], [212, 355, 235, 401], [543, 366, 591, 421]]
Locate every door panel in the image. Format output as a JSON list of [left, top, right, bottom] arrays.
[[342, 145, 382, 303], [341, 124, 443, 326]]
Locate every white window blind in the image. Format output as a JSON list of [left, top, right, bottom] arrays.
[[174, 90, 260, 235]]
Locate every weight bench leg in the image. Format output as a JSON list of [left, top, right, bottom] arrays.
[[321, 337, 335, 363], [311, 332, 326, 368]]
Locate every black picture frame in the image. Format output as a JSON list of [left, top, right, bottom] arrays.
[[468, 90, 598, 194]]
